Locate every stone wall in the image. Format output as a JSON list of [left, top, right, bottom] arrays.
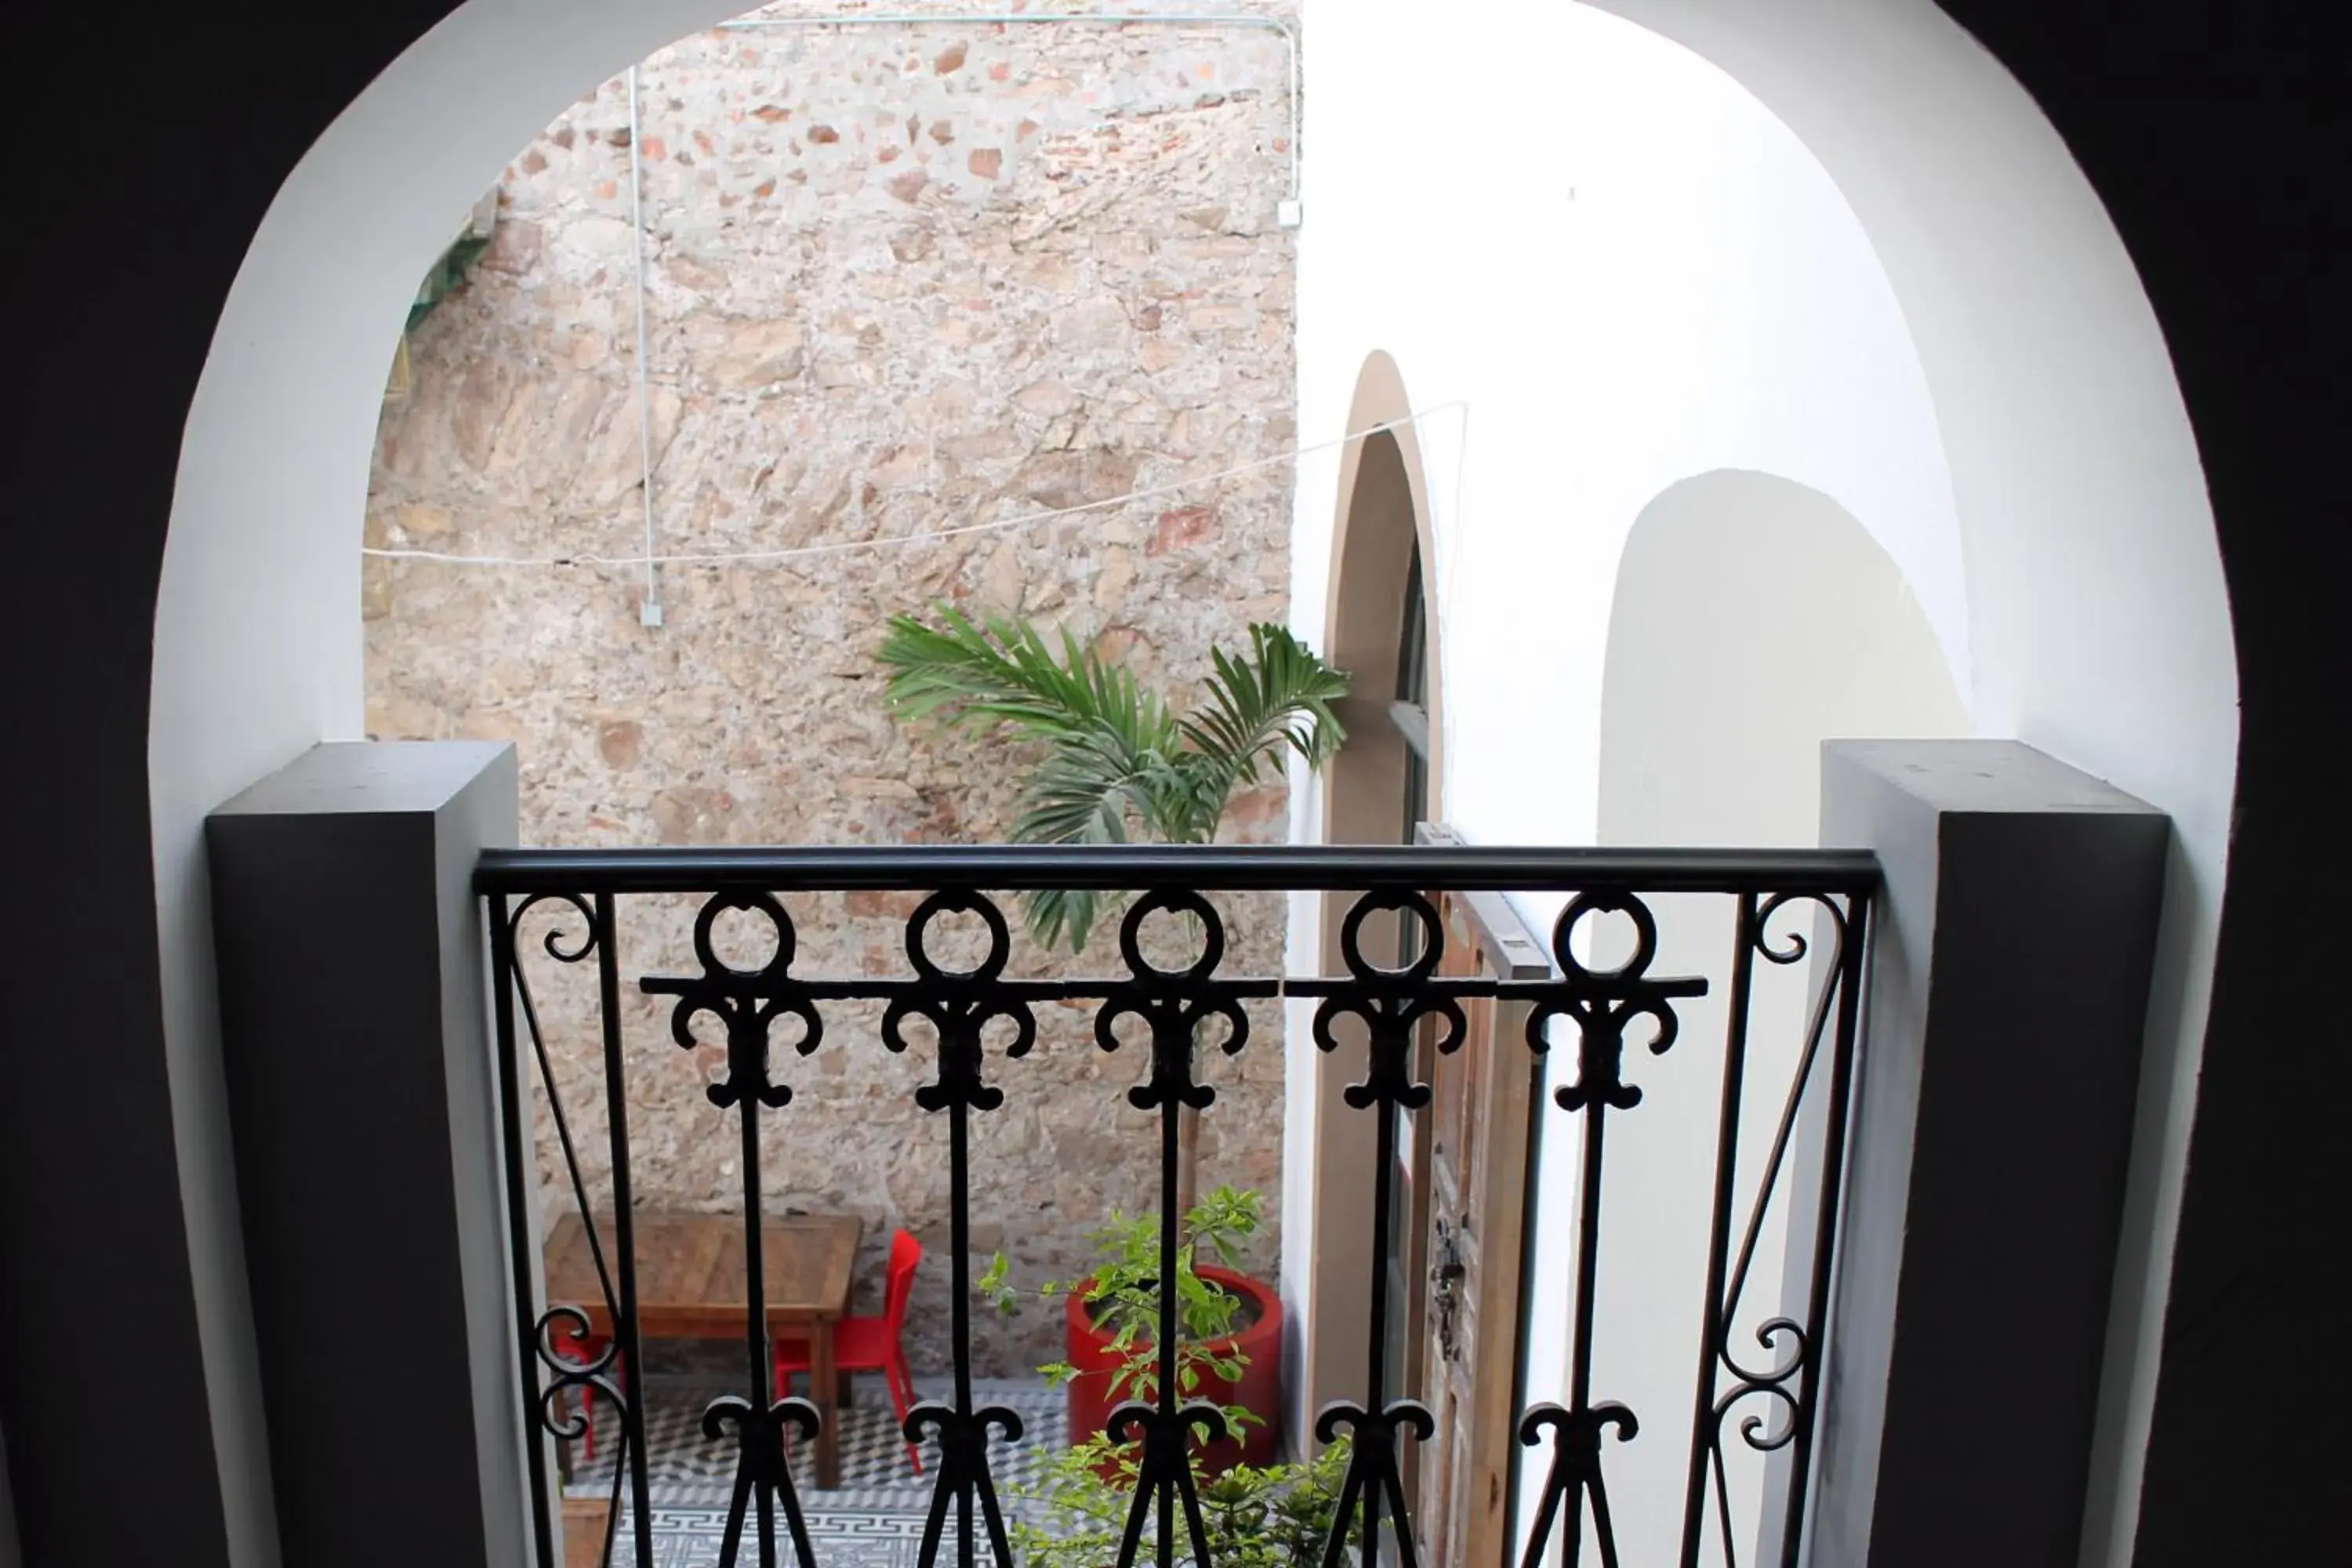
[[362, 0, 1300, 1376]]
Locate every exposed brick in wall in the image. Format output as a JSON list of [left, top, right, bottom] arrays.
[[363, 2, 1299, 1377]]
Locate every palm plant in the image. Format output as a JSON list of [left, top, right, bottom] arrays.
[[877, 604, 1350, 953]]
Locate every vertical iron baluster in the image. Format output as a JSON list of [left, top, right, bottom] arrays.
[[1094, 891, 1242, 1568], [1364, 1044, 1399, 1560], [491, 894, 558, 1566], [1682, 893, 1761, 1566], [1515, 1102, 1639, 1568], [953, 1096, 975, 1568], [1159, 1079, 1178, 1568], [886, 891, 1033, 1568], [1309, 890, 1459, 1568], [642, 891, 822, 1568], [742, 1046, 773, 1568], [593, 893, 655, 1568], [728, 961, 811, 1568], [1569, 1080, 1605, 1566], [1778, 895, 1868, 1568], [1516, 891, 1697, 1568]]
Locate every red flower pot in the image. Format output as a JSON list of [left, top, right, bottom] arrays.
[[1062, 1265, 1284, 1475]]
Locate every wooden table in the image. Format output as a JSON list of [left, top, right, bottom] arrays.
[[544, 1210, 864, 1487]]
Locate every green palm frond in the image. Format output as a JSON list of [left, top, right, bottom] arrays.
[[1180, 623, 1352, 797], [877, 604, 1350, 951], [1011, 720, 1190, 950], [878, 606, 1116, 735]]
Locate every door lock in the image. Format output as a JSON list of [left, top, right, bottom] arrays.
[[1431, 1215, 1467, 1361]]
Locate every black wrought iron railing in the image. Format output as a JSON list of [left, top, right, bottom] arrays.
[[479, 841, 1875, 1568]]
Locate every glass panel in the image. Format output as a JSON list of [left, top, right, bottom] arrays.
[[1384, 539, 1432, 1503], [1398, 545, 1428, 710]]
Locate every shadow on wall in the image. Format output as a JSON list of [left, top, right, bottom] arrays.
[[1599, 467, 1969, 848], [1510, 468, 1970, 1566]]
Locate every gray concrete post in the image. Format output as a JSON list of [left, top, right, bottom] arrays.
[[207, 743, 528, 1568], [1805, 741, 2169, 1568]]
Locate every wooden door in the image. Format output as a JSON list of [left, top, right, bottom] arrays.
[[1412, 866, 1548, 1567]]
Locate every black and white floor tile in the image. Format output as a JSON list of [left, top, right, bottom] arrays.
[[565, 1503, 949, 1568], [562, 1374, 1065, 1566]]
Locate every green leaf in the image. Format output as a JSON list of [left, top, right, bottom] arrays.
[[876, 607, 1348, 953], [977, 1250, 1015, 1309], [1176, 623, 1351, 805]]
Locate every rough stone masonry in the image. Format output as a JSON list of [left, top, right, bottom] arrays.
[[364, 0, 1300, 1376]]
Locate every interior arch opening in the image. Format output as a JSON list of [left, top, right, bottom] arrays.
[[1539, 469, 1969, 1564]]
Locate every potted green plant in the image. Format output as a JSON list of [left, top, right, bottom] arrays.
[[985, 1186, 1283, 1474], [1010, 1421, 1359, 1568]]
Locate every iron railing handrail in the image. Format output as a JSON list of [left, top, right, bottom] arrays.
[[483, 837, 1878, 1568], [475, 841, 1880, 895]]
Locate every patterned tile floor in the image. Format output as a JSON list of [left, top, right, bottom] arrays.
[[562, 1374, 1064, 1566], [568, 1505, 964, 1568]]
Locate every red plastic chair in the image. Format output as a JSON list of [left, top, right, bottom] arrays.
[[774, 1228, 926, 1475], [553, 1329, 619, 1463]]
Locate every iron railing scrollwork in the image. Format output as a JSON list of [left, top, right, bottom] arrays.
[[1297, 888, 1463, 1568], [1096, 890, 1255, 1568], [481, 842, 1873, 1568], [1509, 889, 1708, 1568], [1676, 891, 1867, 1568], [641, 889, 826, 1568], [491, 891, 656, 1568]]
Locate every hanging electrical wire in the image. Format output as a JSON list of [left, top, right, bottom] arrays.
[[361, 403, 1468, 571]]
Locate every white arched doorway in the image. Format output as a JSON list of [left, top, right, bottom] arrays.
[[1288, 347, 1450, 1454]]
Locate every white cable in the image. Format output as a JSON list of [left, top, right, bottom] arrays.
[[1439, 398, 1472, 717], [364, 403, 1468, 570]]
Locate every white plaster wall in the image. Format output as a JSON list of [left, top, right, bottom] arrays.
[[1281, 0, 1966, 1515], [1570, 13, 2238, 1555], [152, 3, 759, 1559], [1287, 4, 1965, 851], [1581, 474, 1969, 1565], [1598, 475, 1969, 848], [1284, 3, 2235, 1566]]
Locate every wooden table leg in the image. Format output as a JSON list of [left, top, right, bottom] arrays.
[[813, 1319, 840, 1489]]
